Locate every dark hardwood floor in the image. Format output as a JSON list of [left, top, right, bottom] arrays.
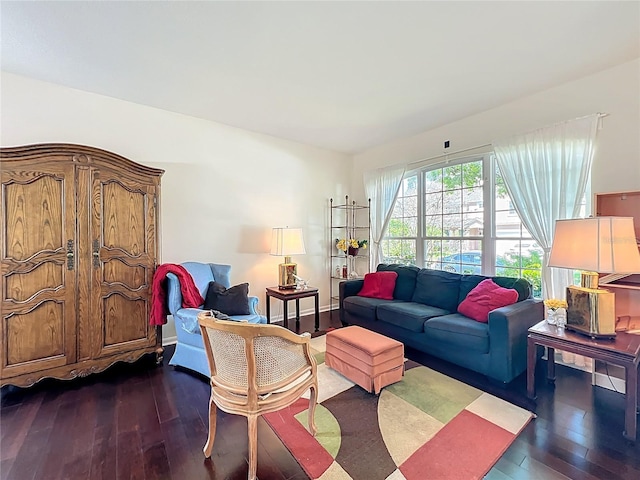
[[1, 311, 639, 480]]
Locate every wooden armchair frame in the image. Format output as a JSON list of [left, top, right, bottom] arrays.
[[198, 311, 318, 480]]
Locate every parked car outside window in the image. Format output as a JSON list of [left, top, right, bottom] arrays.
[[433, 251, 507, 275], [440, 251, 482, 274]]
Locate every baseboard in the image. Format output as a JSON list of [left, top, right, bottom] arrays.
[[552, 350, 593, 374], [592, 361, 626, 393], [163, 335, 177, 347], [264, 305, 333, 323]]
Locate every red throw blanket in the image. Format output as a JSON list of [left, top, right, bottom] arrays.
[[149, 263, 205, 326]]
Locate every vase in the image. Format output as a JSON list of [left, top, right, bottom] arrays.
[[547, 308, 567, 328], [348, 246, 359, 256], [348, 256, 358, 278], [555, 308, 567, 329]]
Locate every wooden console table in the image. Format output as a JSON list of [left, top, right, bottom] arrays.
[[265, 287, 320, 332], [527, 320, 640, 441]]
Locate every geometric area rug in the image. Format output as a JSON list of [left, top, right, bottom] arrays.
[[264, 335, 534, 480]]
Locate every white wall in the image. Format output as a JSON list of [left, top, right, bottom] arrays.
[[0, 73, 351, 341], [353, 58, 640, 199]]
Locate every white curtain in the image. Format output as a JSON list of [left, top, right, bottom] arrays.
[[493, 114, 600, 300], [364, 165, 406, 269]]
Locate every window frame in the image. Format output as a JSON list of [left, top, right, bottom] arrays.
[[381, 153, 542, 297]]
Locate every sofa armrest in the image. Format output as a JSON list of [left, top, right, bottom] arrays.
[[166, 272, 183, 316], [248, 295, 260, 315], [339, 279, 364, 302], [174, 307, 204, 335], [339, 279, 364, 324], [487, 298, 544, 383]]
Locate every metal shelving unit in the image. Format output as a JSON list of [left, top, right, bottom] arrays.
[[329, 196, 371, 312]]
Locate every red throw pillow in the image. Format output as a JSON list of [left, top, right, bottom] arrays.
[[357, 271, 398, 300], [457, 278, 518, 323]]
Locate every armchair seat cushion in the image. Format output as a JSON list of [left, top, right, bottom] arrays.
[[176, 308, 209, 339], [178, 307, 266, 335]]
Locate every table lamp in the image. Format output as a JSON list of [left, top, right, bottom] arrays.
[[270, 227, 306, 289], [548, 217, 640, 338]]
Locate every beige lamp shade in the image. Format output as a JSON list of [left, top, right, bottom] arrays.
[[270, 228, 306, 256], [548, 217, 640, 274]]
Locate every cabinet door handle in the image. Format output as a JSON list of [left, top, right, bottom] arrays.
[[66, 240, 74, 270], [92, 239, 100, 268]]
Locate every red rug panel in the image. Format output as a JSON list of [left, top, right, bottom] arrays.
[[400, 409, 516, 480]]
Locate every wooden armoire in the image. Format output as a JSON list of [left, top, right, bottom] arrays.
[[0, 144, 164, 388]]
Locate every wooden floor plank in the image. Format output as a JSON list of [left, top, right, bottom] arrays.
[[89, 419, 118, 480], [0, 458, 14, 480], [0, 392, 43, 463], [32, 388, 84, 480]]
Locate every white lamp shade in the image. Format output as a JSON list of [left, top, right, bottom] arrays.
[[270, 228, 306, 256], [548, 217, 640, 273]]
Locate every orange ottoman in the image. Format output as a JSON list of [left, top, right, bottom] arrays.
[[325, 326, 404, 394]]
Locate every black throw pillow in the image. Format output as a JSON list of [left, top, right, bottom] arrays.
[[203, 281, 251, 316]]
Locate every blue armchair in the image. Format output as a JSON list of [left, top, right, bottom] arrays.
[[167, 262, 267, 376]]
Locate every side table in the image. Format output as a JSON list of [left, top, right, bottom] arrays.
[[527, 320, 640, 441], [265, 287, 320, 332]]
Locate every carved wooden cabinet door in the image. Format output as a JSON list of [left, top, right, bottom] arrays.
[[0, 163, 78, 380], [88, 165, 159, 359], [1, 144, 163, 388]]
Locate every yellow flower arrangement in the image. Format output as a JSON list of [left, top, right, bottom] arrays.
[[544, 298, 568, 311], [335, 238, 368, 253]]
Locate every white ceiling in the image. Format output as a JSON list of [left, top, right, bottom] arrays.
[[1, 1, 639, 154]]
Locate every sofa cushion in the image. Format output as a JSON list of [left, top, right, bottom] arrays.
[[424, 314, 490, 353], [343, 296, 395, 322], [376, 264, 420, 301], [411, 269, 461, 312], [377, 302, 450, 333], [457, 279, 519, 323], [358, 271, 398, 300], [203, 281, 251, 315], [458, 275, 530, 304]]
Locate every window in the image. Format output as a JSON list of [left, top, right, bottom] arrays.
[[380, 176, 417, 265], [423, 160, 485, 275], [494, 165, 542, 296], [381, 155, 542, 297]]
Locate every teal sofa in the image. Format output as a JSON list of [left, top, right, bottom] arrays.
[[339, 264, 543, 384]]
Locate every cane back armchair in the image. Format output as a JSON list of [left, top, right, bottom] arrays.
[[198, 311, 318, 480]]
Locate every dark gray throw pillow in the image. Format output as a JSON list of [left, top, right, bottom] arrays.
[[203, 281, 250, 315]]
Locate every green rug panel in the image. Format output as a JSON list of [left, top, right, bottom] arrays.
[[314, 351, 325, 365], [295, 404, 341, 459], [385, 366, 483, 423]]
